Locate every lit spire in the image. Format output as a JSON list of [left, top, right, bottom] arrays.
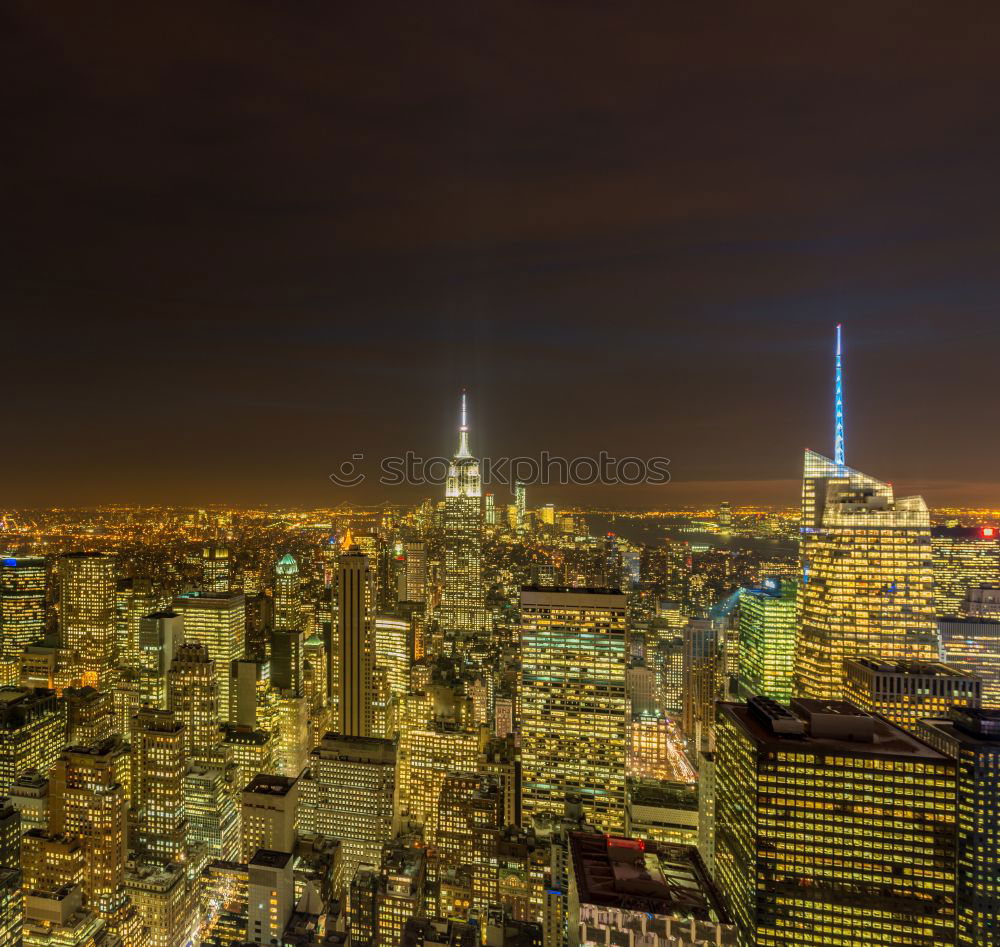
[[834, 323, 845, 466], [456, 389, 471, 459]]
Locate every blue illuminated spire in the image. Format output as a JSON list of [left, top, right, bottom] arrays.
[[834, 323, 845, 466]]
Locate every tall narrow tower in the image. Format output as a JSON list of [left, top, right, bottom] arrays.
[[796, 326, 937, 699], [337, 546, 372, 737], [440, 391, 487, 641], [835, 322, 845, 466]]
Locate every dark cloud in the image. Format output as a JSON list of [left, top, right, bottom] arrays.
[[3, 2, 1000, 507]]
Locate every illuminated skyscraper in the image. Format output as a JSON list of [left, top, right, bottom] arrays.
[[125, 861, 195, 947], [940, 599, 1000, 706], [796, 450, 937, 699], [173, 591, 245, 722], [514, 481, 527, 533], [737, 579, 796, 701], [373, 615, 410, 711], [402, 542, 427, 604], [298, 734, 396, 896], [0, 556, 46, 678], [241, 773, 298, 862], [398, 720, 479, 846], [49, 739, 130, 922], [843, 657, 981, 732], [59, 552, 117, 688], [133, 709, 187, 862], [338, 546, 373, 737], [167, 641, 221, 759], [202, 545, 231, 593], [714, 697, 956, 947], [64, 685, 114, 746], [0, 687, 63, 795], [440, 392, 487, 639], [247, 849, 295, 945], [273, 553, 301, 630], [797, 329, 937, 699], [681, 618, 718, 758], [520, 587, 627, 833], [0, 869, 21, 947], [918, 707, 1000, 947], [184, 760, 240, 863], [932, 526, 1000, 617], [378, 843, 427, 947], [138, 609, 185, 709], [117, 577, 167, 672]]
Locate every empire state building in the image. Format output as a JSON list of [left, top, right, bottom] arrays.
[[440, 391, 487, 639]]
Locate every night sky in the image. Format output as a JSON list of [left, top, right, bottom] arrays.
[[4, 3, 1000, 509]]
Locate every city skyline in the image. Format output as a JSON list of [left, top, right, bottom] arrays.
[[4, 8, 1000, 946]]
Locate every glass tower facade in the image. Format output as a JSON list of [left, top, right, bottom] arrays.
[[797, 450, 938, 700]]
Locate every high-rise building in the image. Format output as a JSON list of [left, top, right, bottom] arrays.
[[0, 868, 20, 947], [520, 587, 627, 833], [273, 554, 301, 631], [349, 865, 379, 947], [125, 861, 195, 947], [514, 482, 527, 533], [963, 585, 1000, 619], [714, 696, 956, 946], [48, 739, 130, 921], [624, 779, 698, 847], [0, 687, 63, 795], [117, 577, 169, 672], [402, 542, 428, 604], [299, 734, 396, 895], [0, 556, 46, 677], [737, 580, 797, 701], [797, 327, 937, 699], [202, 545, 231, 593], [241, 773, 298, 862], [0, 799, 19, 869], [398, 720, 479, 846], [338, 546, 372, 737], [138, 609, 185, 708], [132, 709, 187, 862], [378, 843, 426, 947], [167, 641, 221, 759], [681, 618, 717, 758], [8, 770, 47, 835], [796, 450, 937, 699], [843, 657, 981, 731], [440, 393, 486, 639], [59, 552, 117, 688], [374, 615, 410, 709], [247, 849, 295, 945], [918, 707, 1000, 947], [932, 526, 1000, 617], [567, 834, 734, 947], [64, 685, 115, 746], [717, 500, 733, 533], [173, 592, 245, 721], [270, 628, 304, 697], [940, 610, 1000, 706], [184, 761, 240, 862]]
